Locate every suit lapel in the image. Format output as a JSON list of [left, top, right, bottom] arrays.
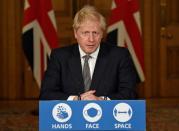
[[90, 44, 108, 91], [68, 45, 84, 93]]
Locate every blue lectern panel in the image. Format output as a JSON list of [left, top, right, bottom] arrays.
[[39, 100, 146, 131]]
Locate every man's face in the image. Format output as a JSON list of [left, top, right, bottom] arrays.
[[74, 20, 103, 54]]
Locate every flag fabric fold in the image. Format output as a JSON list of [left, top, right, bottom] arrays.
[[22, 0, 59, 87], [107, 0, 145, 82]]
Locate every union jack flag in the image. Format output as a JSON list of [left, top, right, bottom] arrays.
[[107, 0, 145, 82], [22, 0, 59, 87]]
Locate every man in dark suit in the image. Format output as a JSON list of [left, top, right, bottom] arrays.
[[39, 5, 138, 100]]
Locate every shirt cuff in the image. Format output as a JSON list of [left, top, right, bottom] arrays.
[[67, 96, 77, 101], [101, 96, 111, 100], [67, 96, 110, 100]]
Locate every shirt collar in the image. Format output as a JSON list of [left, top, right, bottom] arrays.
[[78, 45, 100, 59]]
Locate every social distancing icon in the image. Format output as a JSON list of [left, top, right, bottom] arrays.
[[113, 103, 133, 122]]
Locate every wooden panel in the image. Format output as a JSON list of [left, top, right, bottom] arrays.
[[52, 0, 71, 16], [52, 0, 74, 47], [140, 0, 161, 98], [23, 60, 39, 99], [0, 0, 39, 99], [159, 0, 179, 97], [165, 0, 179, 25], [0, 0, 23, 99], [93, 0, 112, 17], [0, 0, 8, 99], [167, 47, 179, 78]]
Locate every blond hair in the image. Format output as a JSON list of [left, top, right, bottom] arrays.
[[73, 5, 106, 31]]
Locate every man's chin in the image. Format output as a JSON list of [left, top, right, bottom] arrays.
[[85, 48, 96, 54]]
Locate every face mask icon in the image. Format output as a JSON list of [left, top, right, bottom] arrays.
[[83, 103, 102, 122], [84, 107, 102, 117]]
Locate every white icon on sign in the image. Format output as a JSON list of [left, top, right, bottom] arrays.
[[83, 103, 102, 122], [52, 103, 72, 123], [113, 103, 133, 122]]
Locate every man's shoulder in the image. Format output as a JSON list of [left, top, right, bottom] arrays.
[[102, 42, 129, 54], [101, 42, 132, 62], [53, 44, 77, 52], [51, 44, 78, 55]]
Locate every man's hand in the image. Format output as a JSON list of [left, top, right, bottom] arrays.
[[80, 90, 103, 100], [73, 96, 79, 100]]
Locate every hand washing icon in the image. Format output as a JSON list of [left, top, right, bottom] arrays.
[[56, 106, 69, 119], [52, 103, 72, 123]]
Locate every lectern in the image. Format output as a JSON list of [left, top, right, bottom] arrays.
[[39, 100, 146, 131]]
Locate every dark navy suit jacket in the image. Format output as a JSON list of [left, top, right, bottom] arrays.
[[39, 42, 138, 100]]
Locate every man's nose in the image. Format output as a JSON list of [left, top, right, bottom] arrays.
[[89, 33, 95, 42]]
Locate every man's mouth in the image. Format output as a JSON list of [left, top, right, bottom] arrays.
[[87, 45, 95, 47]]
